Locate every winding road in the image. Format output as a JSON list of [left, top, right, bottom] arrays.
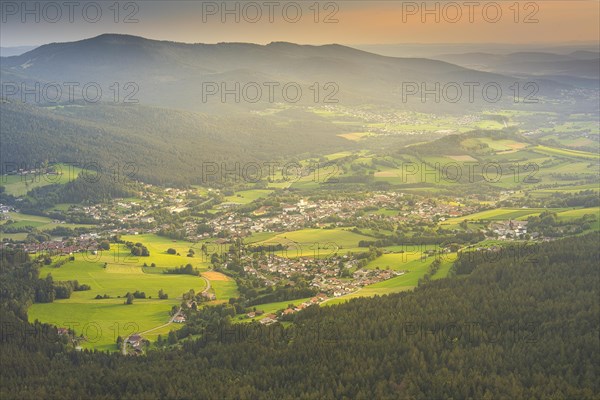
[[122, 274, 211, 355]]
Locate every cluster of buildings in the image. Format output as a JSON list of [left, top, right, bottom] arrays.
[[236, 253, 402, 298], [5, 234, 101, 256], [0, 203, 14, 220], [197, 194, 480, 243], [126, 334, 147, 354], [310, 105, 481, 136], [489, 220, 531, 240], [204, 193, 402, 238]]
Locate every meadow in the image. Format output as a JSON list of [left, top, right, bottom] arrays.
[[0, 211, 95, 241], [29, 257, 207, 350], [439, 208, 569, 227], [1, 163, 86, 196], [27, 234, 218, 350], [251, 228, 373, 257], [224, 189, 273, 205], [325, 254, 456, 306]]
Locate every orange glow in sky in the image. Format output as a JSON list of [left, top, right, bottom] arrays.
[[1, 1, 598, 46]]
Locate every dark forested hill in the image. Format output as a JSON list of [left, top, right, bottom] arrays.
[[1, 234, 598, 399], [0, 34, 576, 111], [0, 101, 351, 186]]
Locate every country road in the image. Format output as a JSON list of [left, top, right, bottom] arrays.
[[201, 275, 211, 294], [122, 307, 182, 355], [121, 274, 211, 355]]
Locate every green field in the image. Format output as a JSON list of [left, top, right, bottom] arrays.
[[27, 234, 216, 351], [326, 254, 456, 306], [119, 234, 211, 269], [556, 207, 600, 221], [0, 212, 95, 236], [253, 228, 373, 257], [224, 189, 273, 205], [205, 274, 239, 303], [533, 145, 598, 161], [29, 255, 207, 351], [0, 163, 86, 196], [234, 297, 314, 323], [440, 208, 568, 226]]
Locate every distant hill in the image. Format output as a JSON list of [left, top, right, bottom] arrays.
[[0, 34, 570, 112], [0, 35, 596, 187], [432, 51, 600, 81], [0, 46, 37, 57]]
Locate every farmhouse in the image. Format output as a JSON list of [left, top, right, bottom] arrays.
[[127, 334, 144, 346], [57, 328, 69, 336], [173, 315, 186, 323]]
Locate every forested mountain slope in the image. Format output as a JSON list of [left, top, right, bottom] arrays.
[[1, 234, 598, 399]]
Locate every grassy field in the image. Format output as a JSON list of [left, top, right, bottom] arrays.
[[204, 271, 239, 303], [119, 234, 211, 269], [0, 163, 86, 196], [27, 234, 220, 351], [233, 297, 314, 323], [337, 132, 370, 141], [0, 212, 95, 236], [440, 208, 568, 226], [224, 189, 273, 205], [29, 255, 207, 351], [365, 248, 437, 271], [529, 183, 599, 197], [441, 207, 599, 228], [533, 145, 598, 160], [29, 300, 177, 352], [252, 228, 373, 257], [326, 253, 456, 306], [475, 138, 529, 153], [556, 207, 600, 221]]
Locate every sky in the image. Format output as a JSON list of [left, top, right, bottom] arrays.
[[1, 0, 599, 47]]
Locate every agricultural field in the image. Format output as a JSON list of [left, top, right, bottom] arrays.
[[529, 183, 599, 198], [29, 255, 207, 351], [532, 145, 599, 161], [337, 132, 371, 141], [555, 207, 599, 219], [119, 234, 211, 269], [440, 208, 569, 227], [0, 212, 95, 237], [224, 189, 273, 205], [0, 163, 86, 196], [252, 228, 373, 257], [325, 253, 456, 306], [475, 138, 529, 153], [202, 271, 239, 303], [234, 297, 314, 323], [24, 234, 237, 350]]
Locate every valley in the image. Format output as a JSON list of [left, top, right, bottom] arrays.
[[0, 27, 598, 398], [2, 107, 598, 353]]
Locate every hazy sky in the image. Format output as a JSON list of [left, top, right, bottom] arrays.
[[1, 0, 599, 47]]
